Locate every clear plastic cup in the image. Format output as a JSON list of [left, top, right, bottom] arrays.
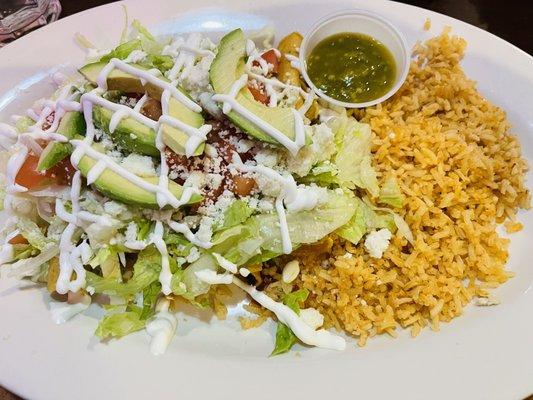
[[299, 10, 410, 109]]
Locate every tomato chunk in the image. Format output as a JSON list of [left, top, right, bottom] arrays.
[[15, 153, 76, 189], [247, 82, 269, 105], [49, 157, 77, 186], [8, 234, 28, 245], [261, 49, 279, 74], [252, 49, 280, 75], [15, 153, 50, 189]]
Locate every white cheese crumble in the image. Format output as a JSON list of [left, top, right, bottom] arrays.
[[120, 154, 156, 177], [254, 148, 279, 168], [186, 246, 201, 263], [364, 228, 392, 259]]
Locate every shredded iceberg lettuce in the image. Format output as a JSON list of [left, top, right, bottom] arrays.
[[218, 199, 254, 230], [379, 176, 404, 208], [86, 246, 163, 298], [301, 116, 379, 197], [95, 311, 145, 339], [17, 217, 54, 251], [99, 39, 142, 63], [336, 198, 395, 245]]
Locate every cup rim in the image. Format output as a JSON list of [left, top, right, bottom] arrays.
[[299, 9, 411, 109]]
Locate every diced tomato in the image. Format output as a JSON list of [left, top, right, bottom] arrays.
[[8, 234, 28, 245], [15, 153, 50, 189], [49, 156, 77, 186], [252, 49, 280, 75], [261, 49, 279, 74], [15, 153, 76, 189], [247, 82, 269, 105]]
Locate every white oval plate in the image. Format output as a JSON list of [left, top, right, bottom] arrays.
[[0, 0, 532, 399]]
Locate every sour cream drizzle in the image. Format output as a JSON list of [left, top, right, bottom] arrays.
[[233, 277, 345, 351], [150, 221, 172, 295], [55, 171, 87, 294], [212, 252, 237, 273], [146, 298, 178, 355], [194, 269, 233, 285], [167, 220, 212, 249]]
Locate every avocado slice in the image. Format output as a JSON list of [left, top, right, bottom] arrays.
[[209, 29, 299, 145], [79, 62, 204, 156], [76, 149, 202, 209], [92, 106, 160, 157], [37, 111, 86, 171]]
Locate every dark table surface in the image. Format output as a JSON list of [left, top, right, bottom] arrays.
[[58, 0, 533, 54], [1, 0, 532, 399]]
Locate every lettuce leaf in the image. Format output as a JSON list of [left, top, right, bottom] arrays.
[[328, 117, 379, 196], [336, 198, 395, 245], [15, 116, 35, 133], [283, 289, 309, 313], [379, 176, 404, 208], [218, 200, 254, 230], [271, 289, 309, 356], [253, 191, 356, 254], [182, 254, 217, 297], [299, 117, 379, 197], [141, 55, 174, 73], [131, 19, 163, 56], [181, 191, 355, 299], [86, 245, 161, 298], [271, 324, 297, 356], [17, 217, 53, 251], [140, 281, 161, 319], [99, 39, 142, 62], [95, 311, 145, 339]]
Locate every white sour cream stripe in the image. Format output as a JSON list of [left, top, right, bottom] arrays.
[[146, 298, 178, 355], [167, 220, 212, 249], [233, 277, 346, 351], [150, 221, 172, 295], [212, 253, 237, 273], [55, 171, 87, 294], [194, 269, 233, 285]]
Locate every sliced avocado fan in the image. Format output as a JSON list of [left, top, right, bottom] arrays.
[[209, 29, 299, 145], [76, 146, 202, 209], [79, 61, 204, 157]]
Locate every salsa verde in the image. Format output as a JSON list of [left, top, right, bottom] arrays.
[[306, 32, 396, 104]]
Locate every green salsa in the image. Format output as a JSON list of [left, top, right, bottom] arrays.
[[306, 32, 396, 104]]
